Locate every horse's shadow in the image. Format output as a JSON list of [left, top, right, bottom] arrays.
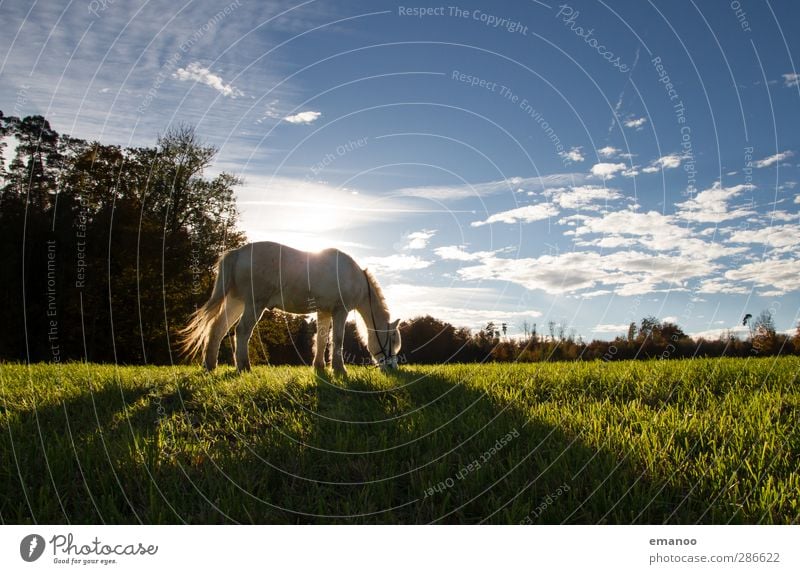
[[1, 364, 742, 524]]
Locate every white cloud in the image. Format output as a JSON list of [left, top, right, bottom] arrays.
[[593, 236, 637, 248], [621, 167, 639, 178], [691, 324, 749, 340], [435, 245, 499, 261], [361, 254, 432, 273], [559, 146, 585, 163], [456, 249, 712, 296], [640, 153, 683, 173], [624, 117, 647, 129], [597, 146, 620, 158], [579, 289, 613, 298], [471, 203, 558, 227], [546, 185, 622, 210], [395, 173, 588, 201], [795, 195, 800, 204], [592, 323, 630, 333], [783, 73, 800, 88], [173, 62, 243, 97], [568, 208, 747, 265], [590, 162, 627, 178], [675, 182, 755, 223], [402, 230, 436, 250], [654, 154, 682, 169], [728, 224, 800, 253], [284, 110, 322, 124], [574, 209, 690, 252], [382, 283, 541, 331], [761, 290, 787, 298], [754, 150, 794, 168], [724, 258, 800, 295], [696, 278, 750, 295], [767, 211, 797, 222]]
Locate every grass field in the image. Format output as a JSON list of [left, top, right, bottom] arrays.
[[1, 357, 798, 524]]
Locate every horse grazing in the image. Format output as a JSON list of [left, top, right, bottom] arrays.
[[179, 241, 401, 374]]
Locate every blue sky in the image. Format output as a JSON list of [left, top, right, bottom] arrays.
[[2, 0, 799, 339]]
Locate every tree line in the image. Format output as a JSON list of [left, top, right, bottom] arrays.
[[1, 112, 797, 366], [0, 112, 244, 364]]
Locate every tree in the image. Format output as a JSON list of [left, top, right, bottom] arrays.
[[639, 316, 659, 339], [794, 322, 800, 354], [5, 115, 61, 208], [750, 310, 777, 355], [0, 113, 246, 364]]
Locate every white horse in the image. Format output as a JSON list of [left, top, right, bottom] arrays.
[[179, 241, 401, 374]]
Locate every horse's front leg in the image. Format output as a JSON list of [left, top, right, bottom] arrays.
[[234, 304, 260, 371], [313, 311, 331, 370], [330, 307, 348, 376]]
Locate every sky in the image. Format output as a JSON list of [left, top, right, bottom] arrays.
[[2, 0, 799, 340]]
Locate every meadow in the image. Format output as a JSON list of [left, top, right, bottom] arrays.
[[1, 357, 797, 524]]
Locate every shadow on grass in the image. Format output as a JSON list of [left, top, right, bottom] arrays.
[[0, 365, 747, 524]]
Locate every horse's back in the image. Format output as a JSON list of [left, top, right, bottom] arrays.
[[230, 241, 365, 312]]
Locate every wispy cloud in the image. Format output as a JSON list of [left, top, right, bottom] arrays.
[[696, 278, 751, 295], [284, 110, 322, 124], [471, 203, 558, 227], [559, 146, 585, 163], [173, 62, 243, 97], [754, 150, 794, 168], [654, 153, 682, 169], [256, 99, 282, 123], [545, 185, 623, 210], [361, 254, 433, 273], [456, 249, 710, 296], [624, 117, 647, 129], [597, 146, 620, 158], [401, 229, 436, 250], [394, 173, 588, 201], [690, 324, 749, 340], [435, 245, 502, 261], [382, 283, 541, 331], [728, 224, 800, 253], [723, 258, 800, 296], [592, 323, 630, 334], [641, 154, 682, 173], [675, 182, 755, 223], [782, 73, 800, 88]]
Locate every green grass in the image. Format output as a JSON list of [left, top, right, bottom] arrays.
[[1, 357, 798, 524]]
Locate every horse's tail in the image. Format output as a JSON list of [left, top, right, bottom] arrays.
[[178, 248, 238, 359]]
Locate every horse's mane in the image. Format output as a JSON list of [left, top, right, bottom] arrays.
[[354, 268, 390, 347], [363, 268, 390, 319]]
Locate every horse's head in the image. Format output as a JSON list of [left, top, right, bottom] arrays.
[[368, 318, 402, 370]]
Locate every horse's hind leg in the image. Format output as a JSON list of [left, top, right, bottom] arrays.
[[313, 311, 331, 370], [203, 298, 243, 371], [234, 302, 261, 372], [330, 307, 348, 375]]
